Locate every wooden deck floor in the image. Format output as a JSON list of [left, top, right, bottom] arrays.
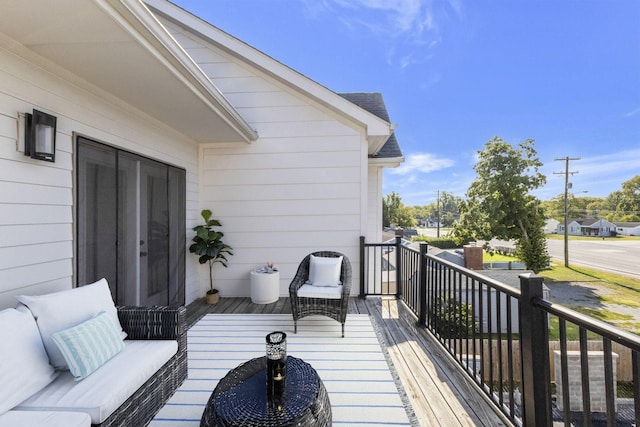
[[186, 296, 510, 427]]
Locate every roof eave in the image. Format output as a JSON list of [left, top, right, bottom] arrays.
[[144, 0, 390, 146], [109, 0, 258, 143], [369, 156, 405, 168]]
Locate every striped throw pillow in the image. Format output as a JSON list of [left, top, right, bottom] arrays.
[[51, 311, 125, 380]]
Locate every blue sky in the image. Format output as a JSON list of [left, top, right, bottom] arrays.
[[172, 0, 640, 206]]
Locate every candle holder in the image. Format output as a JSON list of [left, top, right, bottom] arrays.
[[266, 331, 287, 396]]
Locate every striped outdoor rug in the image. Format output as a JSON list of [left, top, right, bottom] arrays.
[[150, 314, 412, 426]]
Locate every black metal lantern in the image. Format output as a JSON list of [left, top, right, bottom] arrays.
[[266, 331, 287, 396], [25, 109, 57, 162]]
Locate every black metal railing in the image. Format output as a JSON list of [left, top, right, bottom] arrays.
[[360, 236, 640, 426]]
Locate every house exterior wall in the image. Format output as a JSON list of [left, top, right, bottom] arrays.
[[162, 19, 368, 297], [617, 226, 640, 236], [0, 40, 202, 309], [367, 166, 384, 243], [558, 221, 583, 236], [544, 219, 559, 234]]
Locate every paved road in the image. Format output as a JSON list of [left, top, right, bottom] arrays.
[[416, 228, 640, 279], [546, 238, 640, 279]]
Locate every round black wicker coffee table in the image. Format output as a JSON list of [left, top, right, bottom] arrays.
[[200, 356, 331, 427]]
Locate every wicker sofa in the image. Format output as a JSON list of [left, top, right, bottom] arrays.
[[96, 305, 187, 427], [0, 280, 187, 427]]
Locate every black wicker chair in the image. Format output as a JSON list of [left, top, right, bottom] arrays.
[[289, 251, 352, 337]]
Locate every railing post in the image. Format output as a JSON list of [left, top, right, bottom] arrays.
[[395, 235, 402, 300], [418, 242, 428, 326], [519, 273, 552, 426], [359, 236, 366, 298]]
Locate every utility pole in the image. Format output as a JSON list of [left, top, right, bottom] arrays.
[[554, 157, 580, 267], [436, 190, 440, 238]]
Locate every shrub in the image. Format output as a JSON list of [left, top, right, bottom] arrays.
[[413, 235, 463, 249], [430, 297, 475, 339]]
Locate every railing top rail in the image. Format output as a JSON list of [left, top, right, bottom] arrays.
[[364, 242, 395, 248], [534, 297, 640, 352]]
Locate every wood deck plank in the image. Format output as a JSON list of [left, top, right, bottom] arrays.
[[185, 296, 509, 427]]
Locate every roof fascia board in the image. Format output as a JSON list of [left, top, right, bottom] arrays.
[[369, 156, 405, 168], [144, 0, 391, 139], [102, 0, 258, 142]]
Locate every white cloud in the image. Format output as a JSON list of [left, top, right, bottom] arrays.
[[578, 149, 640, 178], [307, 0, 462, 68], [390, 152, 454, 175], [625, 106, 640, 117], [539, 149, 640, 199]]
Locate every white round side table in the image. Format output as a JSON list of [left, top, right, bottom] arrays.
[[250, 270, 280, 304]]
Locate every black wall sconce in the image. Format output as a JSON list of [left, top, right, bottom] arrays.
[[24, 109, 57, 162]]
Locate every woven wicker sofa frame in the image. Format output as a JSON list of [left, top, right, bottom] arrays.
[[90, 305, 188, 427]]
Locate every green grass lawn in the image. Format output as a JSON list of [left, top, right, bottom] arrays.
[[540, 262, 640, 335], [540, 262, 640, 294], [478, 253, 640, 334], [483, 251, 521, 262]]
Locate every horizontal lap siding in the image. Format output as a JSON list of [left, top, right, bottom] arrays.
[[163, 20, 364, 298], [368, 166, 383, 243], [0, 44, 200, 308]]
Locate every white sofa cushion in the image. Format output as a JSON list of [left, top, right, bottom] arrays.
[[17, 278, 125, 369], [16, 340, 177, 424], [0, 410, 91, 427], [0, 308, 58, 416], [308, 255, 343, 287], [52, 311, 125, 381], [297, 283, 343, 299]]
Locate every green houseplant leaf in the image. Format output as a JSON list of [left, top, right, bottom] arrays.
[[189, 210, 233, 294]]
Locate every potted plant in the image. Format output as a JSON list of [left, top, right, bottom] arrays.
[[189, 209, 233, 304]]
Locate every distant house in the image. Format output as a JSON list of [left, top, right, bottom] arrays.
[[544, 219, 560, 234], [557, 220, 583, 236], [0, 0, 403, 309], [614, 222, 640, 236], [557, 218, 617, 237]]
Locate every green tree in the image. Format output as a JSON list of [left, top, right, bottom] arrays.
[[540, 196, 564, 221], [383, 192, 416, 229], [603, 191, 623, 221], [437, 192, 462, 226], [602, 176, 640, 221], [412, 205, 435, 225], [452, 137, 550, 272], [619, 175, 640, 221]]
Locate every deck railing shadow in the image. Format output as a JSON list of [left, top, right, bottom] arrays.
[[361, 235, 640, 426]]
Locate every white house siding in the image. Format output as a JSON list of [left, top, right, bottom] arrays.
[[367, 166, 384, 243], [617, 226, 640, 236], [0, 41, 202, 309], [161, 20, 367, 297]]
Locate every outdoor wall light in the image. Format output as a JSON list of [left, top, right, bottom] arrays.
[[24, 109, 56, 162]]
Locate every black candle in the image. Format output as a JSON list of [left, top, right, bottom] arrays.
[[265, 331, 287, 396]]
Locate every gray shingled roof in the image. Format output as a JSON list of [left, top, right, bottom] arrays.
[[339, 92, 403, 159]]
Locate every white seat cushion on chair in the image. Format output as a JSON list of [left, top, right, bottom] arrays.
[[297, 283, 343, 299]]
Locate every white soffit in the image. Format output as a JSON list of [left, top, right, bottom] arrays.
[[0, 0, 257, 144]]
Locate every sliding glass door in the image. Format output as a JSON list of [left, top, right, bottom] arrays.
[[76, 137, 185, 306]]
